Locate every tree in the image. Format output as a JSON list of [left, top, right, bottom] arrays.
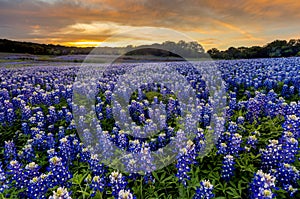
[[207, 48, 221, 59]]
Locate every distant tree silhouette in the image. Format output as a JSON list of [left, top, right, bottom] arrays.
[[207, 39, 300, 59], [0, 39, 206, 58], [1, 38, 300, 59]]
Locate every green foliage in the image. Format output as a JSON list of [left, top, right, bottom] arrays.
[[208, 39, 300, 59]]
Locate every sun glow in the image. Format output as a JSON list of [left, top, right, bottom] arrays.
[[62, 41, 103, 47]]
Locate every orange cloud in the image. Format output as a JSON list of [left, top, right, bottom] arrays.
[[0, 0, 300, 50]]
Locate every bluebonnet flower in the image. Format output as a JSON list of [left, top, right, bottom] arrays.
[[143, 171, 155, 185], [11, 97, 22, 109], [48, 156, 72, 188], [193, 179, 214, 199], [7, 160, 25, 189], [246, 97, 263, 123], [21, 105, 32, 120], [203, 114, 210, 128], [35, 111, 45, 124], [53, 95, 60, 104], [123, 154, 139, 175], [30, 127, 40, 137], [274, 163, 299, 189], [104, 90, 112, 103], [0, 111, 5, 124], [47, 133, 56, 149], [136, 146, 156, 173], [109, 171, 128, 198], [32, 131, 47, 150], [4, 140, 17, 163], [65, 111, 73, 124], [237, 100, 247, 111], [265, 101, 280, 118], [37, 121, 45, 129], [90, 175, 106, 197], [118, 189, 136, 199], [49, 187, 72, 199], [47, 148, 58, 159], [88, 154, 106, 176], [6, 108, 15, 125], [71, 138, 81, 158], [228, 133, 242, 156], [282, 115, 299, 138], [217, 131, 231, 155], [138, 113, 146, 125], [128, 139, 141, 153], [283, 185, 298, 197], [266, 90, 277, 102], [58, 126, 65, 140], [57, 110, 65, 120], [221, 131, 231, 142], [79, 147, 91, 163], [95, 103, 103, 118], [67, 119, 77, 130], [82, 128, 94, 147], [221, 155, 235, 181], [106, 105, 113, 119], [286, 101, 300, 116], [193, 128, 206, 153], [217, 142, 228, 155], [27, 172, 50, 198], [280, 132, 298, 163], [47, 106, 57, 124], [24, 162, 40, 183], [175, 140, 196, 186], [116, 130, 129, 149], [227, 122, 238, 133], [21, 122, 30, 134], [225, 106, 234, 119], [281, 84, 289, 97], [0, 162, 8, 193], [249, 170, 277, 199], [229, 97, 237, 110], [59, 137, 72, 165], [289, 86, 295, 95], [245, 134, 258, 151], [260, 140, 282, 172], [47, 124, 55, 133], [157, 132, 169, 148], [236, 116, 245, 125]]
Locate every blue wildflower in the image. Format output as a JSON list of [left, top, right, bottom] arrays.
[[249, 170, 277, 199], [275, 163, 299, 188], [118, 189, 136, 199], [27, 173, 49, 199], [193, 179, 214, 199], [0, 162, 8, 193], [49, 187, 72, 199], [221, 155, 235, 181], [90, 175, 106, 197], [48, 156, 72, 188], [175, 140, 196, 186], [4, 140, 17, 163], [109, 171, 127, 198]]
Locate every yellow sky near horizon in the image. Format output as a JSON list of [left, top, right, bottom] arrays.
[[1, 0, 300, 50]]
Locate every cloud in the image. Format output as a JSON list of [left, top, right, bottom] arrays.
[[0, 0, 300, 49]]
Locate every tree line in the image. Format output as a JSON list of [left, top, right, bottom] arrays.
[[207, 39, 300, 59], [1, 38, 300, 59], [0, 39, 204, 58]]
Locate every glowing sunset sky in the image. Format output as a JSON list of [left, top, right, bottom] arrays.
[[0, 0, 300, 50]]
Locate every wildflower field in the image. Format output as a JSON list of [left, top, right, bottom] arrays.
[[0, 57, 300, 199]]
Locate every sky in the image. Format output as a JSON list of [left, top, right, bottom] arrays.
[[0, 0, 300, 50]]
